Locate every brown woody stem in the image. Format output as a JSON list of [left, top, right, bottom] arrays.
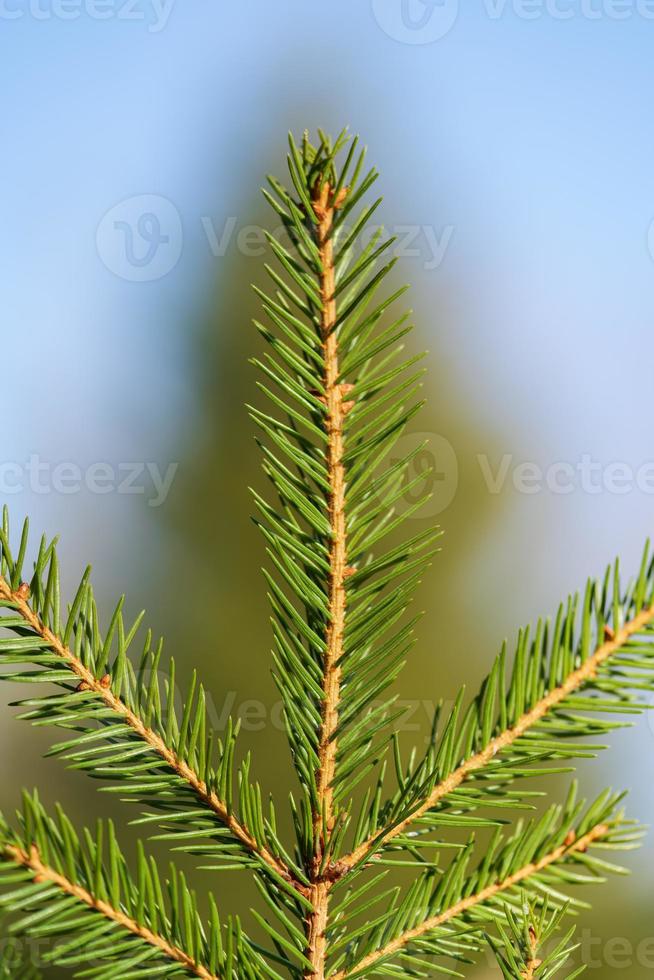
[[329, 822, 610, 980], [304, 180, 349, 980], [522, 924, 541, 979], [333, 601, 654, 877], [4, 843, 220, 979], [0, 577, 304, 896]]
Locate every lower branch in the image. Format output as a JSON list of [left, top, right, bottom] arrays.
[[329, 822, 609, 980], [334, 602, 654, 876], [0, 577, 302, 895], [4, 844, 219, 980]]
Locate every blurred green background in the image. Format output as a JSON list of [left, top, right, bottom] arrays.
[[2, 2, 654, 975]]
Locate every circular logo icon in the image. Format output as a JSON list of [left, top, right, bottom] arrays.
[[378, 432, 458, 519], [371, 0, 459, 44], [96, 195, 183, 282]]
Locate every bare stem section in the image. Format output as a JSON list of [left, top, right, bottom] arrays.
[[304, 181, 349, 980], [522, 951, 540, 979], [4, 844, 219, 980], [521, 923, 541, 979]]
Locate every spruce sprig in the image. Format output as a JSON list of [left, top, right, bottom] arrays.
[[488, 897, 586, 979], [0, 130, 652, 978]]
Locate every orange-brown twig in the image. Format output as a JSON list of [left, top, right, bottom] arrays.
[[333, 602, 654, 877], [0, 577, 304, 896], [4, 844, 220, 980], [329, 823, 609, 980], [304, 180, 349, 980]]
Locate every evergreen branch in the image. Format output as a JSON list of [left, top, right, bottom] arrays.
[[3, 846, 218, 979], [329, 796, 624, 980], [254, 131, 435, 975], [0, 577, 292, 881], [0, 526, 306, 896], [488, 897, 585, 980], [255, 133, 434, 851], [334, 577, 654, 876], [0, 792, 262, 979]]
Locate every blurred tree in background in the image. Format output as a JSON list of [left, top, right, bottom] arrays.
[[0, 123, 651, 976]]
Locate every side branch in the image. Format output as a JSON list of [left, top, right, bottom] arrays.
[[335, 601, 654, 875], [4, 843, 220, 980], [329, 822, 609, 980], [0, 577, 302, 894]]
